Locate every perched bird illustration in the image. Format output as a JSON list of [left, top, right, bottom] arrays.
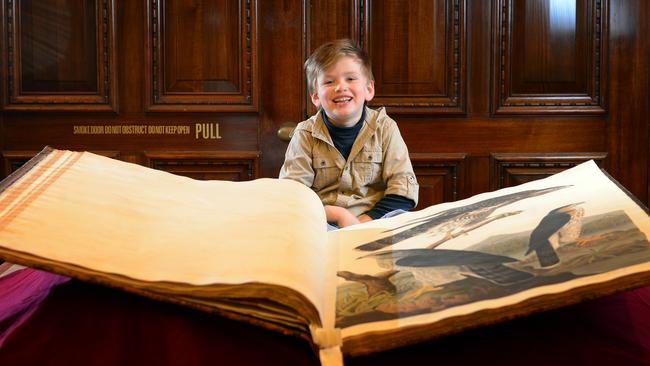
[[526, 202, 585, 267], [355, 185, 571, 252], [336, 270, 398, 297], [358, 248, 534, 300]]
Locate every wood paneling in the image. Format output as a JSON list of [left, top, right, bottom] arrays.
[[411, 153, 466, 210], [144, 151, 260, 181], [608, 0, 650, 203], [492, 0, 607, 114], [259, 0, 304, 178], [1, 150, 121, 176], [306, 0, 358, 52], [1, 150, 38, 176], [364, 0, 465, 114], [144, 0, 258, 112], [304, 0, 359, 116], [2, 0, 117, 111], [0, 0, 648, 208], [490, 152, 607, 189]]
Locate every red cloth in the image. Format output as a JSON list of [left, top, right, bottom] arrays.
[[0, 269, 649, 365]]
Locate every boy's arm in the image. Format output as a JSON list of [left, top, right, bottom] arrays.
[[278, 128, 315, 187], [362, 119, 419, 221], [375, 120, 419, 209], [325, 205, 361, 228], [364, 194, 416, 220], [358, 213, 373, 223]]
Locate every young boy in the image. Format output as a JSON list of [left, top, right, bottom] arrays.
[[279, 39, 418, 228]]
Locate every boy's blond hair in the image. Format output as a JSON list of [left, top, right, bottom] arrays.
[[304, 39, 375, 94]]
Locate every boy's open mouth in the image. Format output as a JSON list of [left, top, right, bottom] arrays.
[[334, 97, 353, 103]]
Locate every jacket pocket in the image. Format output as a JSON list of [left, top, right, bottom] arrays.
[[312, 155, 340, 190], [353, 150, 383, 184]]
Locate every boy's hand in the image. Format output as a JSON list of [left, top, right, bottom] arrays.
[[358, 214, 372, 223], [324, 205, 360, 228]]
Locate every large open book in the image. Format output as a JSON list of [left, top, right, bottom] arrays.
[[2, 147, 650, 365]]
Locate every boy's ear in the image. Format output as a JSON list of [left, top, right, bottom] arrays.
[[310, 92, 321, 109], [365, 80, 375, 102]]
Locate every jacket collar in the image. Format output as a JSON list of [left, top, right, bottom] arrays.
[[311, 106, 384, 162]]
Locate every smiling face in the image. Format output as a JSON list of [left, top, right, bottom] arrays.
[[310, 56, 375, 127]]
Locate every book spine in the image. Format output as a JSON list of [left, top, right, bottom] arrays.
[[0, 146, 54, 194]]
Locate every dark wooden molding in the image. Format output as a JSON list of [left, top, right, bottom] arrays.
[[144, 0, 259, 112], [411, 152, 467, 209], [490, 152, 608, 190], [492, 0, 607, 115], [2, 0, 118, 112], [144, 150, 261, 181], [362, 0, 466, 114]]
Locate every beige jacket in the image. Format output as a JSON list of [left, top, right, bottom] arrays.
[[279, 107, 418, 216]]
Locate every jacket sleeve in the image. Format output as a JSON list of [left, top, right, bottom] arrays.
[[380, 120, 419, 206], [278, 127, 316, 189]]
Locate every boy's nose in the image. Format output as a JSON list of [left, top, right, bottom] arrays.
[[335, 81, 348, 91]]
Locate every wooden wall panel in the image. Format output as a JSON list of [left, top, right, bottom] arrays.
[[306, 0, 358, 52], [1, 150, 121, 176], [490, 152, 607, 189], [608, 0, 650, 203], [145, 0, 258, 112], [364, 0, 465, 114], [304, 0, 359, 116], [144, 151, 260, 181], [0, 0, 648, 208], [2, 0, 117, 111], [492, 0, 607, 114], [1, 150, 38, 176], [411, 153, 466, 210]]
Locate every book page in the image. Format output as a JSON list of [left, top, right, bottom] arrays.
[[333, 160, 650, 350], [0, 149, 331, 326]]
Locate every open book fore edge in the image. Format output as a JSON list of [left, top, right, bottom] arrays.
[[0, 247, 324, 351]]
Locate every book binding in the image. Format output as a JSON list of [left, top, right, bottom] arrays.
[[310, 325, 343, 366]]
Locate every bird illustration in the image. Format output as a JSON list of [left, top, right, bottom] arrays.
[[355, 185, 572, 252], [336, 270, 399, 297], [359, 248, 534, 300], [526, 202, 585, 267]]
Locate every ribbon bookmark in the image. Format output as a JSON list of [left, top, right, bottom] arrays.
[[310, 325, 344, 366]]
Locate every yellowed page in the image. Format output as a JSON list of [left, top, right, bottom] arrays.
[[0, 149, 330, 324], [333, 160, 650, 342]]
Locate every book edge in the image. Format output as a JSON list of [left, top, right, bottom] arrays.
[[601, 168, 650, 215], [341, 268, 650, 357], [0, 146, 54, 195]]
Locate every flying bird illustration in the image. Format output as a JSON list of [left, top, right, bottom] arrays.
[[526, 202, 585, 267], [357, 248, 534, 300], [355, 185, 572, 252]]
